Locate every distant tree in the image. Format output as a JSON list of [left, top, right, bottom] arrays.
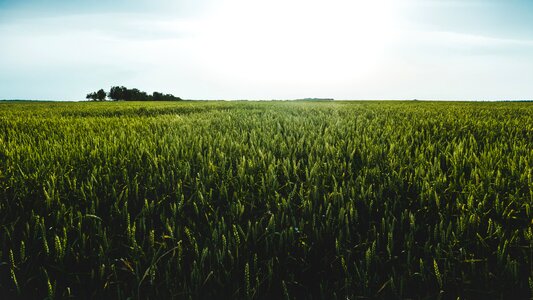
[[128, 88, 149, 101], [86, 92, 97, 101], [165, 94, 182, 101], [109, 86, 126, 101], [153, 91, 163, 101], [96, 89, 107, 101]]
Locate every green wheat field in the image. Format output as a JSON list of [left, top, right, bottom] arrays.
[[0, 100, 531, 299]]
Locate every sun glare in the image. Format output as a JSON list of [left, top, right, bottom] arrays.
[[186, 0, 400, 87]]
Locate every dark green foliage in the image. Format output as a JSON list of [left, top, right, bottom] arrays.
[[0, 101, 531, 299], [86, 92, 97, 101], [96, 89, 107, 101], [86, 89, 107, 101], [107, 86, 181, 101]]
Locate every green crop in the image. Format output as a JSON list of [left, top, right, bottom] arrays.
[[0, 100, 531, 299]]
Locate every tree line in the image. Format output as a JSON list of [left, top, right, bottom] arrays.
[[86, 86, 182, 101]]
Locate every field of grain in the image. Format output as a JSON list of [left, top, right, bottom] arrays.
[[0, 101, 531, 299]]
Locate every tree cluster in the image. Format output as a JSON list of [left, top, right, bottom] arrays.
[[86, 89, 107, 101], [86, 86, 182, 101]]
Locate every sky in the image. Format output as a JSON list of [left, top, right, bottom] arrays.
[[1, 0, 533, 100]]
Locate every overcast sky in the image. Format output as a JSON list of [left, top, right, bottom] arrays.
[[1, 0, 533, 100]]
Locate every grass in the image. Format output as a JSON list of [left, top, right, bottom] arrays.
[[0, 100, 531, 299]]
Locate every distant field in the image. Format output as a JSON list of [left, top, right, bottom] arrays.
[[0, 101, 531, 299]]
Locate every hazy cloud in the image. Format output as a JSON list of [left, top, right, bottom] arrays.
[[1, 0, 533, 100]]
